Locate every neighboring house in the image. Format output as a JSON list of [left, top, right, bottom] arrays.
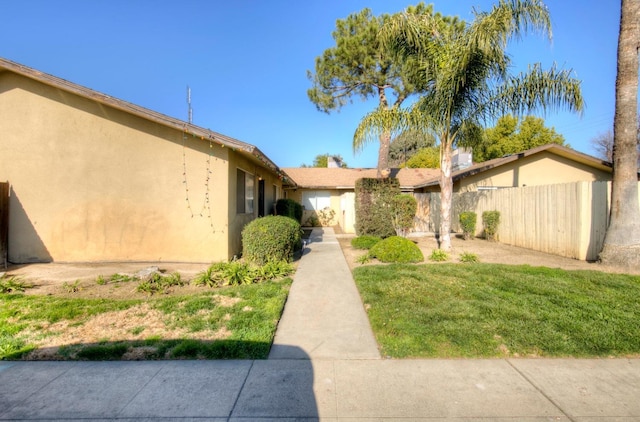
[[0, 58, 293, 264], [416, 144, 614, 192], [284, 144, 616, 234]]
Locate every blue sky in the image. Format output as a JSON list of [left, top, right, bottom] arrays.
[[1, 1, 621, 168]]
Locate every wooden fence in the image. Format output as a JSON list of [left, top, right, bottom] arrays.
[[0, 182, 8, 268], [420, 181, 640, 261]]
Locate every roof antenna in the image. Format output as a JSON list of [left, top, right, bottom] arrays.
[[187, 86, 193, 124]]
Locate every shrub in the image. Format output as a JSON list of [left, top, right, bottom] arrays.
[[351, 235, 382, 250], [193, 260, 294, 287], [275, 199, 303, 223], [0, 275, 30, 293], [242, 216, 301, 265], [482, 211, 501, 241], [459, 252, 479, 263], [429, 249, 449, 262], [355, 177, 400, 238], [136, 272, 184, 295], [459, 212, 477, 240], [369, 236, 424, 263], [391, 194, 417, 237]]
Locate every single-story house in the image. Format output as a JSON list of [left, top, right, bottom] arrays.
[[283, 167, 439, 233], [416, 144, 614, 192], [0, 58, 294, 264], [284, 144, 615, 234]]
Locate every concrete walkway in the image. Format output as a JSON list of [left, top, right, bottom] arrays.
[[2, 358, 640, 420], [1, 227, 640, 420], [269, 228, 380, 360]]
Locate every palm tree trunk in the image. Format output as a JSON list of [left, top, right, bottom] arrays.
[[599, 0, 640, 269], [439, 139, 453, 251], [377, 131, 391, 178]]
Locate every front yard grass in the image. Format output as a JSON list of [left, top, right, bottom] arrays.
[[354, 264, 640, 358], [0, 279, 291, 360]]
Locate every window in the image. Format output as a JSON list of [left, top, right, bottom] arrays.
[[302, 190, 331, 211], [236, 169, 254, 214]]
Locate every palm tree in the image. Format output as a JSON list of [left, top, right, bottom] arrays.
[[599, 0, 640, 269], [354, 0, 583, 251]]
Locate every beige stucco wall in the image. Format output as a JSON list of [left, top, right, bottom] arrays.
[[227, 152, 283, 259], [287, 188, 351, 231], [0, 71, 281, 263], [457, 152, 612, 192]]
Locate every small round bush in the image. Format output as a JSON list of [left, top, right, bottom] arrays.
[[242, 216, 301, 265], [351, 235, 382, 250], [459, 211, 477, 240], [368, 236, 424, 263]]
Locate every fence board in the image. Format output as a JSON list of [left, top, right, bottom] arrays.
[[0, 182, 8, 268], [429, 181, 640, 261]]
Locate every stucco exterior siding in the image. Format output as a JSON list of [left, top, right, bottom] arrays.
[[1, 72, 232, 263], [457, 152, 612, 192]]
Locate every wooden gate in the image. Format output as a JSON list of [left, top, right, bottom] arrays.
[[0, 182, 8, 268]]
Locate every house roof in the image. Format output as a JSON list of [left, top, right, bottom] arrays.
[[416, 143, 614, 188], [282, 167, 440, 190], [285, 144, 619, 190], [0, 57, 295, 186]]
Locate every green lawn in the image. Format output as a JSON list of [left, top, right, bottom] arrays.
[[0, 280, 291, 360], [354, 264, 640, 358]]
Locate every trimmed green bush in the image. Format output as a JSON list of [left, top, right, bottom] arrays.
[[369, 236, 424, 263], [429, 249, 449, 262], [391, 194, 417, 237], [459, 211, 477, 240], [275, 199, 303, 223], [482, 211, 501, 241], [242, 216, 301, 265], [355, 177, 400, 238], [351, 235, 382, 250]]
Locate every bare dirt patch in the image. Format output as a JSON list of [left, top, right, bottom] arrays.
[[338, 233, 639, 275], [4, 262, 210, 299]]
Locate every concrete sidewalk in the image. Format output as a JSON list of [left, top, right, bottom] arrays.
[[2, 227, 640, 420], [1, 358, 639, 420], [269, 228, 380, 360]]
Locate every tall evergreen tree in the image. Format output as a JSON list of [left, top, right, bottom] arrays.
[[307, 4, 442, 177]]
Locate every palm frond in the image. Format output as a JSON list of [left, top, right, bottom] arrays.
[[489, 63, 584, 116], [353, 107, 411, 154]]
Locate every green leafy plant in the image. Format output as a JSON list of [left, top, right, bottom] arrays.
[[96, 275, 107, 285], [459, 211, 477, 240], [351, 235, 382, 250], [303, 214, 320, 227], [368, 236, 424, 263], [356, 253, 372, 265], [482, 211, 501, 241], [355, 177, 401, 238], [220, 261, 254, 286], [110, 273, 137, 283], [275, 198, 303, 223], [193, 262, 228, 287], [254, 260, 294, 281], [62, 280, 81, 293], [391, 194, 417, 237], [242, 215, 302, 265], [136, 272, 184, 295], [429, 249, 450, 262], [459, 252, 479, 263], [0, 275, 30, 293]]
